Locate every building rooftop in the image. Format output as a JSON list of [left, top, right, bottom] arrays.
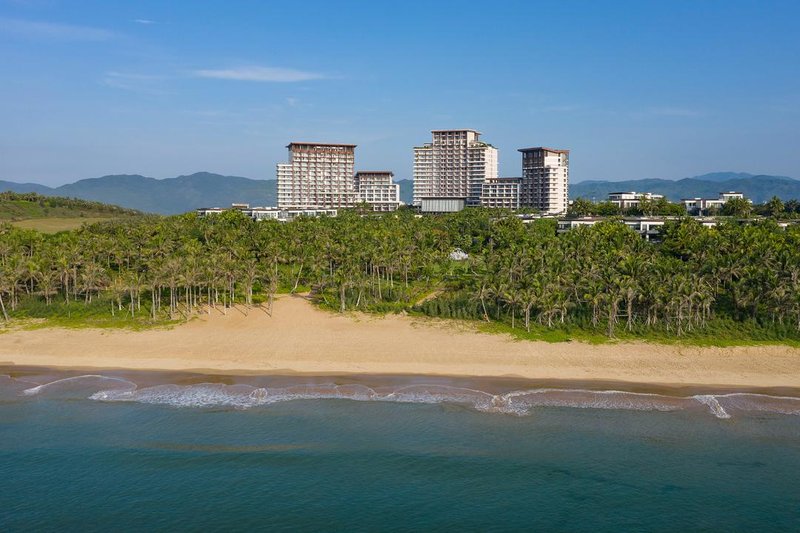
[[355, 170, 394, 175], [486, 176, 522, 182], [517, 147, 570, 154], [431, 129, 482, 134], [286, 142, 357, 148]]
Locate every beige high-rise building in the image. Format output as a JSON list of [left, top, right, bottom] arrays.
[[413, 129, 498, 210], [277, 142, 357, 209], [518, 147, 569, 214]]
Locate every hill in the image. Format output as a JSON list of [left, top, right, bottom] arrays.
[[0, 172, 276, 215], [3, 171, 798, 214], [571, 174, 800, 203], [397, 179, 413, 205], [0, 192, 144, 232]]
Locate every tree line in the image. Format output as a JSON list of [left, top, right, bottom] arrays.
[[568, 195, 800, 219], [0, 208, 798, 340]]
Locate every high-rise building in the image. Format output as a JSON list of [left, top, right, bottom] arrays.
[[354, 171, 401, 212], [277, 142, 357, 209], [518, 147, 569, 214], [413, 129, 498, 210]]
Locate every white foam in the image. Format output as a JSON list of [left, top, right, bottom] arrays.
[[83, 382, 704, 417], [23, 375, 137, 396], [383, 385, 499, 411], [714, 393, 800, 416], [10, 375, 797, 419], [693, 395, 731, 419], [91, 382, 381, 409]]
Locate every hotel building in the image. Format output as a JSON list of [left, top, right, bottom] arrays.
[[518, 147, 570, 215], [277, 142, 358, 209], [480, 177, 522, 210], [413, 129, 498, 211], [354, 171, 401, 212]]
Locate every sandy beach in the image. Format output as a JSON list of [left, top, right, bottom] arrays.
[[2, 295, 800, 388]]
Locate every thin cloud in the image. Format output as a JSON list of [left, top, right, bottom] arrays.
[[645, 106, 702, 117], [133, 19, 157, 25], [193, 66, 325, 82], [102, 71, 171, 94], [0, 17, 113, 41]]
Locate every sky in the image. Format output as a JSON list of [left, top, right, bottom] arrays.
[[1, 0, 799, 185]]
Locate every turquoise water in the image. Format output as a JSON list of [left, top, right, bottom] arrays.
[[2, 373, 800, 531]]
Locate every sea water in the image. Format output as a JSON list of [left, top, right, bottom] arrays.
[[1, 372, 800, 531]]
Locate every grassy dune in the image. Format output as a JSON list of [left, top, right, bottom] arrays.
[[11, 217, 117, 233], [0, 192, 144, 233]]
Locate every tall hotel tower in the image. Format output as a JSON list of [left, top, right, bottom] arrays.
[[413, 129, 498, 211], [277, 142, 357, 209], [518, 147, 569, 214]]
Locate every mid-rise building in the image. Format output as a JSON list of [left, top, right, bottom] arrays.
[[518, 147, 569, 215], [197, 204, 337, 222], [481, 177, 521, 210], [681, 191, 748, 214], [413, 129, 498, 210], [354, 171, 401, 212], [277, 142, 357, 209], [608, 191, 665, 209]]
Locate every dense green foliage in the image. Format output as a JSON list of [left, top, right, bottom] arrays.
[[569, 196, 800, 220], [0, 192, 142, 220], [568, 197, 686, 217], [1, 209, 799, 344]]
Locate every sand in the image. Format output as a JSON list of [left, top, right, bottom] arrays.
[[2, 295, 800, 388]]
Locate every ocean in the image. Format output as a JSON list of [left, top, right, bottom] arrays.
[[2, 370, 800, 532]]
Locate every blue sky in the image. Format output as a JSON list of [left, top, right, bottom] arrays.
[[1, 0, 799, 185]]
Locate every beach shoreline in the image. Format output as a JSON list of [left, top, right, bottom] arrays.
[[2, 295, 800, 390]]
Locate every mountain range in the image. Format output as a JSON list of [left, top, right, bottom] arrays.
[[570, 172, 800, 204], [0, 171, 797, 215], [0, 172, 414, 215]]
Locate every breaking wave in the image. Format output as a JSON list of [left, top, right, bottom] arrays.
[[22, 375, 136, 399], [15, 375, 800, 419]]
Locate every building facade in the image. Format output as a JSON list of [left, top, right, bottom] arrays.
[[197, 204, 337, 222], [354, 171, 401, 212], [277, 142, 357, 209], [518, 147, 569, 215], [607, 191, 665, 209], [681, 191, 747, 214], [480, 177, 521, 210], [413, 129, 498, 210]]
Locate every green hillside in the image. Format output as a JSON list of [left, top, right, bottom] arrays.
[[0, 172, 276, 215], [0, 192, 144, 232]]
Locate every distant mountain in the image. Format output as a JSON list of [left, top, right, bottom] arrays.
[[0, 180, 56, 196], [1, 172, 412, 214], [397, 179, 413, 205], [4, 171, 798, 215], [571, 174, 800, 204], [689, 172, 755, 182], [0, 172, 276, 215]]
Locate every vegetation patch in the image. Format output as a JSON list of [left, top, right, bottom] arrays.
[[0, 208, 799, 347]]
